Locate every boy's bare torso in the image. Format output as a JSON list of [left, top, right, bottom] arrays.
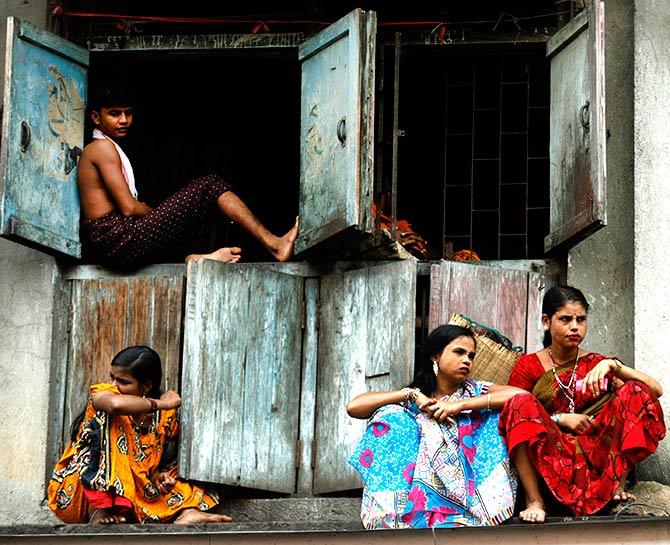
[[78, 139, 122, 220]]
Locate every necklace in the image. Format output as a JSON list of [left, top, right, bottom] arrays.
[[433, 384, 463, 402], [548, 348, 579, 413], [132, 413, 154, 434]]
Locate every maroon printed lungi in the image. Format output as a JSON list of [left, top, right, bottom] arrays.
[[81, 174, 231, 269]]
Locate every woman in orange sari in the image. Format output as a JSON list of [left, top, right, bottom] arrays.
[[498, 285, 665, 522], [48, 346, 231, 524]]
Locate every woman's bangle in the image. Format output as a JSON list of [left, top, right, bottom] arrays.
[[612, 359, 624, 376], [550, 413, 562, 425], [486, 393, 491, 411], [148, 398, 158, 412]]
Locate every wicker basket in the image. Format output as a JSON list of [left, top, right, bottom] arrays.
[[448, 313, 522, 385]]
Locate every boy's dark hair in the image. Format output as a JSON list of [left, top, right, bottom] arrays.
[[88, 81, 136, 112]]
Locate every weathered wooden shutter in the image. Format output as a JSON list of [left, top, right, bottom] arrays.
[[296, 8, 376, 255], [63, 273, 184, 443], [429, 261, 553, 353], [312, 260, 416, 493], [0, 18, 87, 258], [545, 1, 606, 253], [179, 261, 304, 493]]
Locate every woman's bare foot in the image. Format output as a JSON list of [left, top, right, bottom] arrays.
[[185, 247, 242, 264], [89, 508, 126, 524], [270, 217, 299, 262], [612, 486, 636, 502], [519, 500, 546, 523], [174, 508, 232, 525]]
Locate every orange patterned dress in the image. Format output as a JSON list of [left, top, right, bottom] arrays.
[[48, 383, 218, 523]]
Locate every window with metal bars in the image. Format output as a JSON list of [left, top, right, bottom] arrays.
[[397, 49, 551, 261]]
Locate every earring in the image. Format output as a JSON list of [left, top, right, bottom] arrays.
[[543, 326, 549, 331], [432, 360, 439, 376]]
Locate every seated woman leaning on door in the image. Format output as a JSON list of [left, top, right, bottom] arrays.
[[498, 285, 665, 522], [347, 324, 535, 529], [48, 346, 231, 524]]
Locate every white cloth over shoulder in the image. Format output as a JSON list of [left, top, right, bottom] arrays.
[[92, 128, 138, 198]]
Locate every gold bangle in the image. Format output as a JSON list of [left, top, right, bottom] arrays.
[[486, 393, 491, 411], [402, 387, 418, 404]]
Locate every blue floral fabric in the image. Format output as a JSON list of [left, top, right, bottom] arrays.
[[349, 380, 517, 529]]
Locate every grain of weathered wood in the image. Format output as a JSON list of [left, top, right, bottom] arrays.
[[428, 261, 532, 350], [296, 9, 377, 255], [526, 273, 556, 353], [45, 274, 71, 486], [296, 278, 319, 496], [64, 275, 184, 443], [0, 18, 88, 258], [545, 1, 606, 253], [180, 261, 304, 493], [313, 261, 416, 493]]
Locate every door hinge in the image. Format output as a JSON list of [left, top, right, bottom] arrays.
[[300, 299, 306, 330]]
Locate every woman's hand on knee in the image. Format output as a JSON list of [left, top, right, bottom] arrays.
[[557, 413, 593, 434]]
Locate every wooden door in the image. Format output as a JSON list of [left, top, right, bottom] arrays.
[[179, 260, 304, 493], [296, 9, 377, 256], [0, 18, 87, 257], [63, 273, 185, 444], [429, 260, 554, 353], [545, 1, 606, 253], [312, 260, 416, 493]]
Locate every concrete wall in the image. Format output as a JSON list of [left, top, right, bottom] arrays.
[[0, 241, 57, 524], [0, 0, 56, 524], [632, 0, 670, 482]]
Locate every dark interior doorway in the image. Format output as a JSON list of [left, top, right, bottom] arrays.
[[88, 51, 301, 262]]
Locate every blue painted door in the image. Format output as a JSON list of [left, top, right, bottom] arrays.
[[0, 17, 88, 258], [296, 9, 376, 255]]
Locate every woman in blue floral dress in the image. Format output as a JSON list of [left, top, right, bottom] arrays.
[[347, 325, 525, 529]]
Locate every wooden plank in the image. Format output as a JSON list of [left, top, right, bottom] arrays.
[[0, 18, 87, 258], [64, 274, 185, 444], [428, 261, 530, 350], [526, 273, 556, 353], [545, 1, 606, 253], [496, 268, 529, 349], [428, 263, 445, 331], [296, 9, 376, 255], [313, 261, 416, 493], [64, 279, 128, 441], [296, 278, 319, 495], [180, 261, 303, 493], [45, 274, 71, 486]]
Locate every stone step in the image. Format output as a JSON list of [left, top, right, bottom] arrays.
[[215, 497, 361, 524]]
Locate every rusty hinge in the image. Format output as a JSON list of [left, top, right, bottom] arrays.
[[311, 439, 317, 470]]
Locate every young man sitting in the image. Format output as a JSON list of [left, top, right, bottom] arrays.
[[77, 85, 298, 269]]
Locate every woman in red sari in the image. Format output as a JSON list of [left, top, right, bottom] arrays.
[[498, 285, 665, 523]]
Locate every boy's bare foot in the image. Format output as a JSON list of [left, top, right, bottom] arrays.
[[519, 500, 545, 523], [271, 217, 299, 262], [185, 247, 242, 264], [89, 508, 126, 524], [174, 508, 232, 525]]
